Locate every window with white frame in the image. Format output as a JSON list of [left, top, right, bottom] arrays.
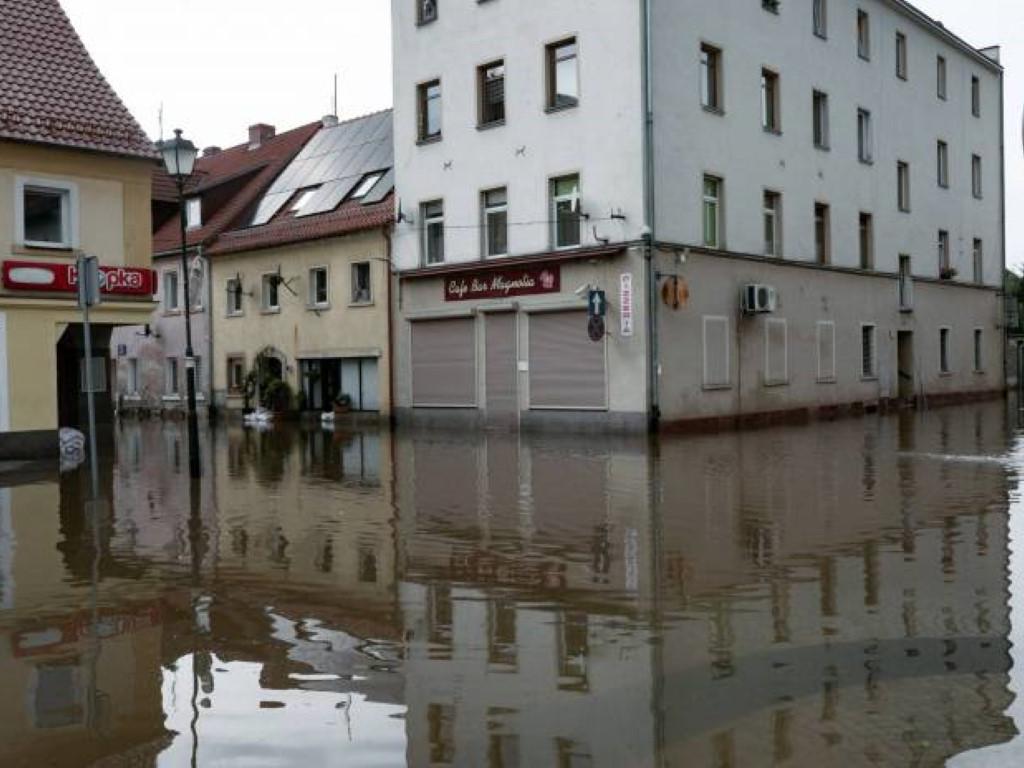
[[417, 80, 442, 141], [226, 277, 244, 316], [422, 200, 445, 264], [974, 328, 984, 372], [186, 197, 202, 229], [857, 108, 873, 163], [813, 0, 827, 38], [351, 262, 372, 304], [546, 38, 579, 110], [703, 175, 722, 248], [165, 357, 180, 396], [163, 270, 180, 311], [227, 356, 245, 393], [940, 327, 951, 374], [938, 229, 951, 276], [478, 60, 506, 127], [551, 175, 581, 249], [899, 254, 913, 311], [861, 324, 877, 379], [816, 321, 836, 382], [761, 68, 780, 132], [812, 90, 830, 149], [16, 177, 78, 248], [309, 267, 329, 307], [937, 141, 949, 188], [763, 190, 781, 258], [482, 187, 508, 257], [262, 274, 280, 311]]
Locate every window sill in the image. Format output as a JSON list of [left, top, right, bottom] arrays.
[[939, 371, 954, 378], [702, 383, 732, 392], [701, 105, 725, 117], [162, 395, 182, 402], [861, 375, 878, 382], [938, 183, 949, 190], [763, 127, 782, 136], [814, 143, 830, 152], [307, 303, 332, 312], [416, 135, 442, 147], [814, 32, 828, 41], [899, 306, 914, 314], [974, 369, 986, 375], [817, 377, 837, 385], [477, 120, 506, 132], [859, 158, 874, 166], [261, 308, 281, 315], [123, 394, 143, 402], [898, 208, 911, 214], [415, 17, 438, 27], [15, 243, 75, 255], [544, 103, 579, 116], [226, 312, 245, 319], [858, 53, 871, 62], [764, 380, 789, 388], [349, 300, 375, 308], [163, 309, 182, 317]]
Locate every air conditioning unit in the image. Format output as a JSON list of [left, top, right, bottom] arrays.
[[741, 284, 777, 314]]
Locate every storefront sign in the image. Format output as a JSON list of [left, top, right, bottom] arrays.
[[2, 260, 156, 297], [620, 273, 634, 337], [445, 264, 561, 302]]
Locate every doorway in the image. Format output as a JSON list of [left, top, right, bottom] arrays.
[[484, 313, 518, 425], [897, 331, 915, 403]]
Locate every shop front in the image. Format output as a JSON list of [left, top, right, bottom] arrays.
[[394, 246, 649, 433]]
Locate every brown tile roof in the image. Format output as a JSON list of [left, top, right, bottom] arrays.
[[151, 122, 320, 256], [208, 195, 394, 256], [0, 0, 155, 159]]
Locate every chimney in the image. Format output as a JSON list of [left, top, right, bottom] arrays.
[[248, 123, 276, 149], [203, 146, 222, 157], [322, 114, 339, 128]]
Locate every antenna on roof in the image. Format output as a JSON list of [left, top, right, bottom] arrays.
[[158, 102, 164, 141], [332, 73, 339, 118]]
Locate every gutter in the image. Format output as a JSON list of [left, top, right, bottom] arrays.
[[384, 225, 396, 427], [879, 0, 1003, 73], [641, 0, 660, 431], [999, 68, 1008, 390]]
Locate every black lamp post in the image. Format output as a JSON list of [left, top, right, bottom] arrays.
[[158, 129, 202, 479]]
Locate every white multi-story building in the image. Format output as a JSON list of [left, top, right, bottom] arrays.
[[390, 0, 1005, 431]]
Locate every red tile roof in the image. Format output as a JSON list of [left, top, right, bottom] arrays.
[[208, 196, 394, 256], [152, 122, 320, 256], [0, 0, 155, 159]]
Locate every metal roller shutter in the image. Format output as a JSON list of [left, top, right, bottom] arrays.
[[411, 318, 477, 407], [485, 313, 517, 414], [529, 311, 606, 410]]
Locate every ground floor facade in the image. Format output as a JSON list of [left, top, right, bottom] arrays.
[[393, 244, 1005, 433], [0, 298, 157, 458]]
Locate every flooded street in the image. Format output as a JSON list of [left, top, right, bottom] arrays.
[[2, 402, 1023, 767]]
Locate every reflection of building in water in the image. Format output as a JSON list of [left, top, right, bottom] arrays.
[[395, 408, 1015, 766]]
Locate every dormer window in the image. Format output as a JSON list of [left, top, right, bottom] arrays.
[[185, 197, 202, 229], [351, 172, 385, 200]]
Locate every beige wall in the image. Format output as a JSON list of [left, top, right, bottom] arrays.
[[210, 230, 392, 414]]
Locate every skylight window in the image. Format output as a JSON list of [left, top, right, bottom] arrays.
[[290, 187, 319, 213], [351, 172, 385, 200]]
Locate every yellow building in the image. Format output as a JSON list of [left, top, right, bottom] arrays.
[[208, 112, 394, 418], [0, 0, 157, 458]]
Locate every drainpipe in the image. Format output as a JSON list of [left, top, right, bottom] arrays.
[[384, 225, 396, 428], [641, 0, 659, 431], [200, 245, 216, 418]]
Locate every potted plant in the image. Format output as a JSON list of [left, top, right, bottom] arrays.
[[333, 393, 352, 416]]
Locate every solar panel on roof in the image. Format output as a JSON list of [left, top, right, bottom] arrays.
[[361, 168, 394, 205], [250, 191, 292, 226], [297, 177, 361, 217]]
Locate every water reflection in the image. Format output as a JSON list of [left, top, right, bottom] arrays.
[[0, 404, 1019, 766]]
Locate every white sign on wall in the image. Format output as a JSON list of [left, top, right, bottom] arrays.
[[619, 273, 634, 337]]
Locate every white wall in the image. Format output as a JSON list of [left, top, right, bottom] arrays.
[[651, 0, 1004, 285], [391, 0, 646, 271], [0, 312, 7, 433]]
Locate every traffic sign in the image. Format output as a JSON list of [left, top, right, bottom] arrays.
[[588, 289, 606, 318], [588, 315, 605, 342]]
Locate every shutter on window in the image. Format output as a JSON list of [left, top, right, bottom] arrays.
[[412, 319, 476, 407], [529, 311, 606, 409], [485, 313, 517, 413]]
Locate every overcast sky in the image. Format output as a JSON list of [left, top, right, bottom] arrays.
[[60, 0, 1023, 269]]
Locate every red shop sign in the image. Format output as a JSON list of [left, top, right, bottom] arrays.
[[2, 260, 156, 297], [445, 264, 561, 302]]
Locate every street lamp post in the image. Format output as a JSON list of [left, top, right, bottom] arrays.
[[158, 129, 202, 479]]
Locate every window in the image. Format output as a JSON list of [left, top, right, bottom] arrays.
[[702, 175, 722, 248], [482, 187, 508, 257], [762, 0, 780, 13], [938, 230, 951, 276], [937, 56, 947, 99], [814, 203, 830, 265], [227, 356, 245, 393], [974, 328, 984, 372], [857, 10, 871, 60], [309, 266, 329, 307], [165, 358, 180, 396], [937, 140, 949, 188], [761, 69, 780, 132], [262, 273, 280, 311], [417, 0, 437, 25], [417, 80, 442, 141], [857, 108, 873, 163], [163, 270, 180, 311], [763, 191, 781, 257], [859, 212, 873, 269], [422, 200, 445, 264], [226, 277, 243, 316], [127, 358, 139, 394], [971, 75, 981, 117], [813, 0, 827, 38], [973, 238, 984, 284], [861, 325, 876, 378], [895, 32, 907, 79], [351, 262, 372, 304], [17, 178, 77, 248], [547, 38, 579, 110], [351, 172, 384, 200], [899, 254, 913, 311], [897, 161, 911, 212], [812, 90, 829, 149], [478, 60, 505, 126], [972, 154, 983, 198], [551, 175, 581, 249], [290, 187, 318, 215], [817, 321, 836, 382], [186, 197, 202, 229], [940, 327, 951, 374], [700, 44, 722, 111]]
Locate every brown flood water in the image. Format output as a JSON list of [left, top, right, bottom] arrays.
[[2, 401, 1024, 767]]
